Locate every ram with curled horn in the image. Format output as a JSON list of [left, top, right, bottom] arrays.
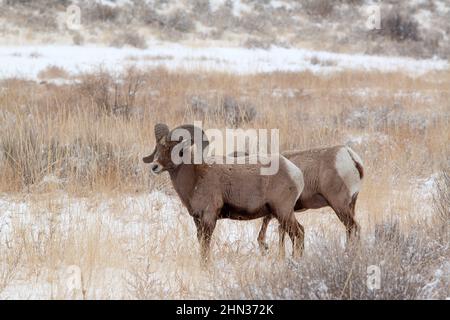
[[143, 123, 305, 264]]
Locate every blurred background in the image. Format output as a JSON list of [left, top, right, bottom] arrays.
[[1, 0, 449, 58]]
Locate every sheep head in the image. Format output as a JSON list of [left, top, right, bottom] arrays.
[[143, 123, 209, 175]]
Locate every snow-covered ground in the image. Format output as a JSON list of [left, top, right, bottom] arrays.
[[0, 43, 448, 80], [0, 172, 443, 299], [0, 190, 280, 299], [0, 190, 268, 250]]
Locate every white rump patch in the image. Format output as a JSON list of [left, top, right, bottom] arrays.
[[282, 157, 304, 201], [335, 147, 362, 197]]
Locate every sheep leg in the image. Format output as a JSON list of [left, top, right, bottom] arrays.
[[294, 221, 305, 257], [330, 204, 360, 245], [193, 217, 202, 242], [257, 216, 272, 255], [277, 224, 286, 260], [194, 212, 217, 265], [348, 193, 361, 242], [272, 211, 287, 259], [280, 216, 304, 258], [274, 208, 304, 259], [324, 191, 361, 248], [345, 216, 360, 242], [328, 193, 359, 244]]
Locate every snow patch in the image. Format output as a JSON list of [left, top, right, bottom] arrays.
[[0, 44, 447, 80], [270, 0, 294, 10]]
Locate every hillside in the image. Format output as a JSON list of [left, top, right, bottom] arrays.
[[1, 0, 449, 59]]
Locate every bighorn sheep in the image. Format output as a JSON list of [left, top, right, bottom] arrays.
[[143, 123, 305, 263], [257, 145, 364, 254]]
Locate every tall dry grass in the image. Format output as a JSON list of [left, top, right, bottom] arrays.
[[0, 67, 448, 299], [1, 67, 448, 194]]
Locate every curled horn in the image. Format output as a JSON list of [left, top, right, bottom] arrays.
[[154, 123, 169, 143], [142, 123, 169, 163], [169, 124, 209, 153]]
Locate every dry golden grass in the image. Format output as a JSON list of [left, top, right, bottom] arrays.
[[1, 68, 448, 194], [0, 67, 448, 299]]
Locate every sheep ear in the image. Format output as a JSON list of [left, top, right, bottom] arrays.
[[142, 148, 156, 163], [154, 123, 169, 143]]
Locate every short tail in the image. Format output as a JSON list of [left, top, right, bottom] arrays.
[[350, 192, 359, 212], [346, 147, 364, 180]]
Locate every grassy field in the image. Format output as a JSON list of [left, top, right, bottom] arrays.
[[0, 67, 449, 299]]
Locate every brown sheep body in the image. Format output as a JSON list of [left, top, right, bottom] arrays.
[[257, 145, 364, 255], [143, 124, 305, 263]]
